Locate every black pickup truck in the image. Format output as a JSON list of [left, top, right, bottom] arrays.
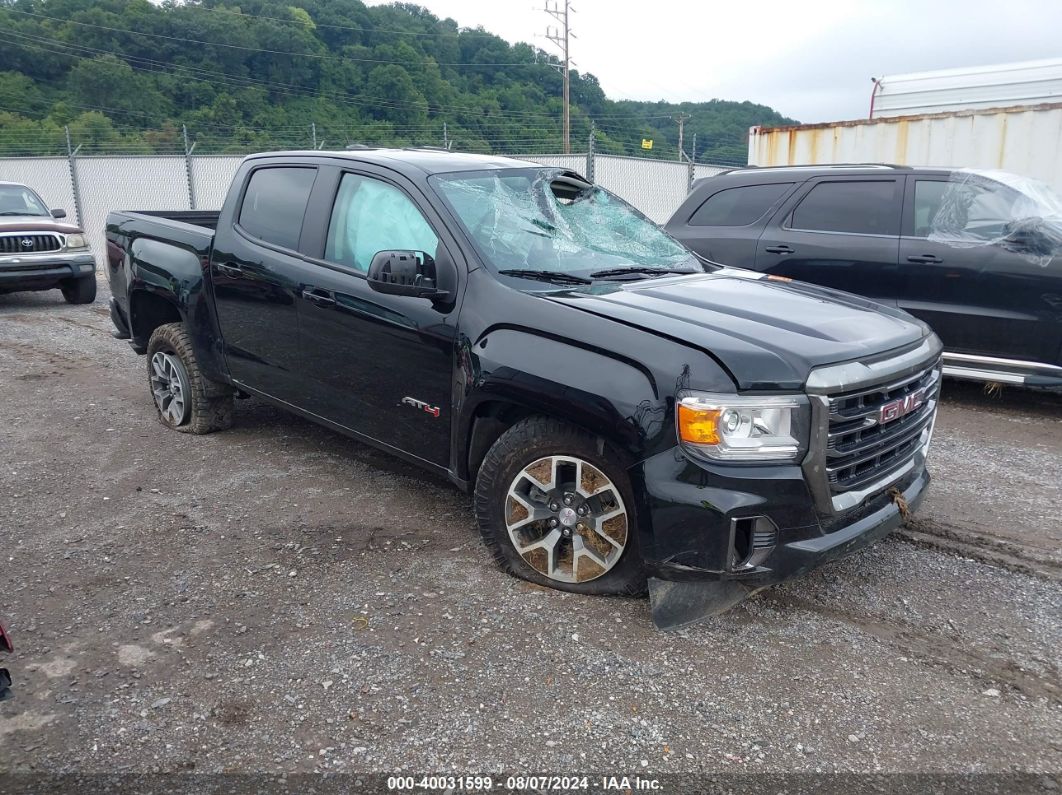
[[106, 150, 943, 628]]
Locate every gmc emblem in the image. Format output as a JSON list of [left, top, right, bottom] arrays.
[[879, 388, 926, 425]]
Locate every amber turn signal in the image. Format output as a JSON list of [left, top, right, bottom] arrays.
[[677, 403, 722, 445]]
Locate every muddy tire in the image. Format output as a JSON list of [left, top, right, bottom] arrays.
[[61, 275, 97, 305], [146, 322, 234, 434], [474, 416, 646, 596]]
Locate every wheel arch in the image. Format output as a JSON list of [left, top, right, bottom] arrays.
[[455, 329, 668, 485], [129, 289, 184, 349]]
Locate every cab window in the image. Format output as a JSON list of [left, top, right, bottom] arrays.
[[689, 183, 792, 226], [790, 180, 898, 235], [325, 174, 439, 272], [238, 167, 317, 250]]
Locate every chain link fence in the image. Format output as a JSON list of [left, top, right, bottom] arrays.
[[0, 150, 733, 256]]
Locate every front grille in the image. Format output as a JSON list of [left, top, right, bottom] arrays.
[[825, 360, 940, 494], [0, 234, 62, 254]]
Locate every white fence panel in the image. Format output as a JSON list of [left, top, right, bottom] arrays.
[[191, 155, 244, 209], [0, 157, 76, 221], [0, 152, 734, 248], [517, 153, 588, 175], [694, 163, 731, 182], [76, 156, 190, 251], [594, 155, 690, 223]]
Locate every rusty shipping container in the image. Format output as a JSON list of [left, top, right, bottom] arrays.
[[747, 102, 1062, 193]]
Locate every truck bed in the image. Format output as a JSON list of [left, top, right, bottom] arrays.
[[124, 210, 220, 231]]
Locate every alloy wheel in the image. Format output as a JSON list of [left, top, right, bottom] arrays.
[[505, 455, 628, 583]]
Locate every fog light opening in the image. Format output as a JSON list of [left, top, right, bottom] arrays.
[[729, 516, 778, 570]]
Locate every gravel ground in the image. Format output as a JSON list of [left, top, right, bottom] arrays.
[[1, 281, 1060, 786]]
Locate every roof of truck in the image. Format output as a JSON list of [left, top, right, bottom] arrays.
[[245, 148, 545, 176]]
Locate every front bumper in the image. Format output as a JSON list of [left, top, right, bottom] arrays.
[[634, 448, 929, 629], [0, 252, 96, 290]]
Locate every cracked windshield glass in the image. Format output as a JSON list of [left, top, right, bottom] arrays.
[[431, 168, 700, 279]]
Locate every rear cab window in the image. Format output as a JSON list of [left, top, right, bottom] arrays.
[[788, 180, 900, 235], [689, 183, 792, 226], [237, 167, 318, 250]]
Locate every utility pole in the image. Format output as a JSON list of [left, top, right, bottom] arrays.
[[545, 0, 573, 154], [443, 121, 450, 151], [311, 122, 317, 149], [672, 112, 690, 162]]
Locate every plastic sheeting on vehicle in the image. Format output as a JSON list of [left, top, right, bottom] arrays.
[[928, 168, 1062, 267]]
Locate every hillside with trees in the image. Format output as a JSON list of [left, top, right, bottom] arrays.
[[0, 0, 796, 162]]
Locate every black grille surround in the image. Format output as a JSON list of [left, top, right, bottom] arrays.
[[825, 361, 941, 494], [0, 233, 63, 255]]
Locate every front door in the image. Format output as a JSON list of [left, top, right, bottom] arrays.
[[293, 167, 460, 468], [212, 165, 318, 401], [756, 177, 902, 305], [898, 175, 1062, 363]]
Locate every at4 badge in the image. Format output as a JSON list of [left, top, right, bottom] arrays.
[[402, 396, 441, 418]]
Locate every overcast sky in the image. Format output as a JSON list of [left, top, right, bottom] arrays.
[[365, 0, 1062, 123]]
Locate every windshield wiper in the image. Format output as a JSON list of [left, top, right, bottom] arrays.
[[498, 269, 592, 285], [589, 266, 698, 279]]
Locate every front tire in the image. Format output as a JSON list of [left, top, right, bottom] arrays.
[[146, 322, 234, 434], [61, 275, 96, 304], [474, 417, 646, 596]]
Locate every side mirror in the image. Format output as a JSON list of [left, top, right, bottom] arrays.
[[367, 250, 451, 301], [51, 208, 67, 219]]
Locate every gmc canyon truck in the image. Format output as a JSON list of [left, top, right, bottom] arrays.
[[106, 150, 943, 629]]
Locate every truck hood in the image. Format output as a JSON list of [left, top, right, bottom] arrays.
[[546, 268, 930, 390], [0, 215, 82, 234]]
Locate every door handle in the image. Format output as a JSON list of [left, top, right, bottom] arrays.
[[907, 254, 943, 264], [301, 288, 336, 307], [764, 245, 793, 254], [215, 262, 243, 277]]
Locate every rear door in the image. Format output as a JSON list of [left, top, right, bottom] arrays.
[[212, 165, 318, 402], [756, 176, 902, 304], [898, 175, 1062, 363], [667, 181, 795, 267]]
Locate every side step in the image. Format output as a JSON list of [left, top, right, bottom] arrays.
[[942, 353, 1062, 388]]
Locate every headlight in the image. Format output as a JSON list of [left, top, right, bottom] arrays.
[[677, 392, 809, 462], [65, 234, 89, 250]]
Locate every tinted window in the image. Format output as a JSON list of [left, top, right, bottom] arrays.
[[238, 167, 316, 250], [912, 180, 948, 237], [689, 183, 791, 226], [325, 174, 439, 272], [790, 180, 897, 235]]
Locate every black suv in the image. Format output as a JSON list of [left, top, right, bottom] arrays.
[[665, 165, 1062, 389]]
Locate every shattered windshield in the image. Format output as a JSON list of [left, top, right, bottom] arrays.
[[430, 167, 700, 279]]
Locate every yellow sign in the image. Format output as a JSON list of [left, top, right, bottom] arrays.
[[641, 139, 653, 150]]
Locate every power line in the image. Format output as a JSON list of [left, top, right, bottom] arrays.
[[3, 33, 569, 122], [3, 9, 552, 70]]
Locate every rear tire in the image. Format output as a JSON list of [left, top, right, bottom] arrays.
[[146, 322, 234, 434], [61, 275, 96, 304], [474, 416, 646, 596]]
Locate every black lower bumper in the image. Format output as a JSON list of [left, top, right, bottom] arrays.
[[0, 255, 96, 291], [635, 448, 930, 629]]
